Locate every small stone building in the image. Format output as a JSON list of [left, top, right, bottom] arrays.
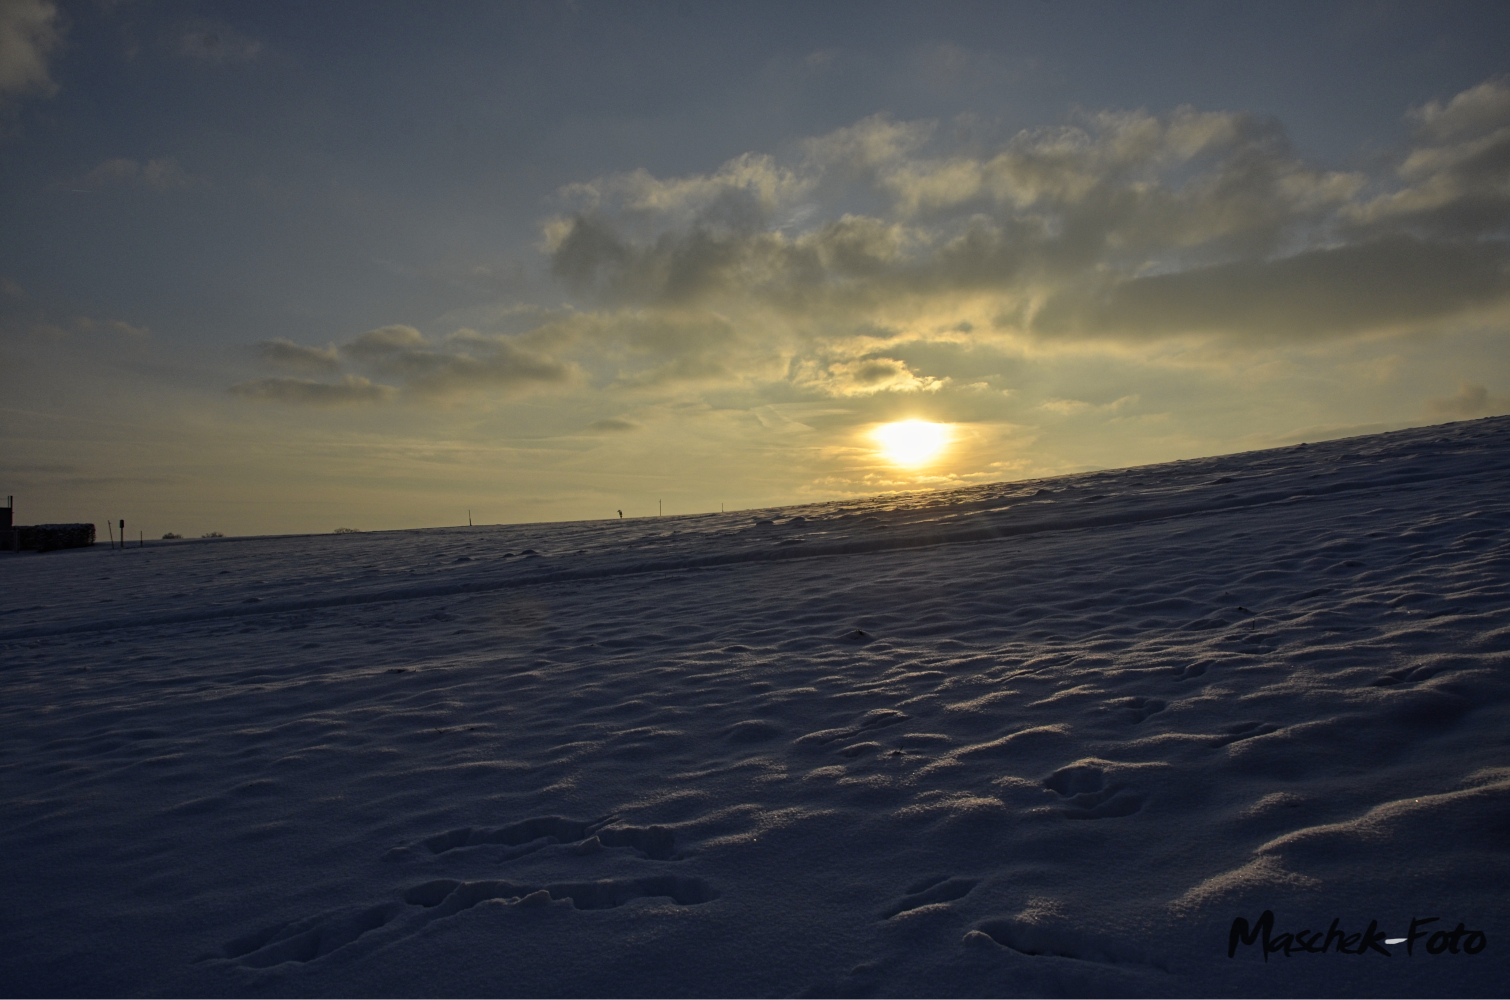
[[3, 501, 96, 552]]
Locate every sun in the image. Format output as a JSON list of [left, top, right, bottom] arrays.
[[873, 420, 950, 466]]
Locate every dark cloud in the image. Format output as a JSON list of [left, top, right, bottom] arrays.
[[341, 325, 428, 360], [549, 216, 634, 294], [255, 338, 340, 374], [400, 337, 576, 397], [228, 375, 395, 406], [73, 316, 149, 339], [542, 84, 1510, 354], [614, 353, 736, 388], [223, 79, 1510, 413], [0, 0, 60, 101], [1347, 79, 1510, 240], [795, 355, 943, 396], [546, 104, 1343, 313], [550, 215, 799, 306], [591, 311, 780, 389], [6, 462, 75, 474], [1429, 382, 1508, 418], [243, 326, 576, 402], [68, 157, 204, 191], [9, 313, 150, 343], [175, 21, 262, 64], [1033, 236, 1510, 341], [548, 212, 915, 310], [588, 417, 639, 432], [1410, 78, 1510, 143]]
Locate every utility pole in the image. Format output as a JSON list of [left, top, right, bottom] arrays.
[[659, 499, 662, 517]]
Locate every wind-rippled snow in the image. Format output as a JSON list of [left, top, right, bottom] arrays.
[[3, 417, 1508, 997]]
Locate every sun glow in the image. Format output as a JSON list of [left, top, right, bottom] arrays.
[[873, 420, 950, 466]]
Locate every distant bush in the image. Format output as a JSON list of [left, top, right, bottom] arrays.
[[161, 532, 182, 539], [201, 531, 224, 538], [333, 527, 362, 534]]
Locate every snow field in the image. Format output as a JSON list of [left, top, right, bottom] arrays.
[[2, 416, 1508, 997]]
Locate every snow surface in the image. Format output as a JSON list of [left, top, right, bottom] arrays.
[[3, 417, 1509, 998]]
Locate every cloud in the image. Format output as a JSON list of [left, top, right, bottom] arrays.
[[539, 78, 1507, 370], [1039, 395, 1139, 416], [545, 211, 919, 309], [1428, 382, 1509, 419], [802, 114, 935, 177], [0, 0, 60, 101], [256, 338, 340, 374], [341, 324, 428, 359], [588, 417, 639, 433], [223, 79, 1510, 420], [794, 356, 944, 397], [1410, 78, 1510, 142], [76, 157, 205, 191], [544, 107, 1367, 313], [1266, 421, 1393, 446], [239, 325, 578, 404], [591, 311, 774, 388], [16, 314, 152, 342], [393, 332, 577, 398], [1346, 78, 1510, 238], [1032, 236, 1510, 341], [362, 327, 576, 395], [551, 152, 812, 231], [175, 21, 262, 64], [228, 375, 395, 406], [80, 317, 149, 340]]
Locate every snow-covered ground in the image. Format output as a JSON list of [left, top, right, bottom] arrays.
[[3, 416, 1508, 998]]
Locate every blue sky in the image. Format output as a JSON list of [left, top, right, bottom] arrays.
[[3, 0, 1508, 535]]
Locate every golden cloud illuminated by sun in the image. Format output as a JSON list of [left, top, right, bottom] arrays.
[[873, 419, 950, 466]]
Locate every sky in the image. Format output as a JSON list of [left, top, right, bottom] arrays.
[[2, 0, 1508, 538]]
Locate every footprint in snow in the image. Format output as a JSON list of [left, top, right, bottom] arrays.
[[386, 814, 678, 862], [966, 917, 1162, 969], [793, 708, 911, 748], [725, 719, 782, 743], [1105, 696, 1166, 724], [883, 875, 978, 919], [405, 873, 716, 914], [1173, 660, 1209, 681], [217, 814, 711, 965], [1209, 721, 1280, 747], [210, 903, 401, 968], [210, 875, 718, 968], [1043, 762, 1144, 819]]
